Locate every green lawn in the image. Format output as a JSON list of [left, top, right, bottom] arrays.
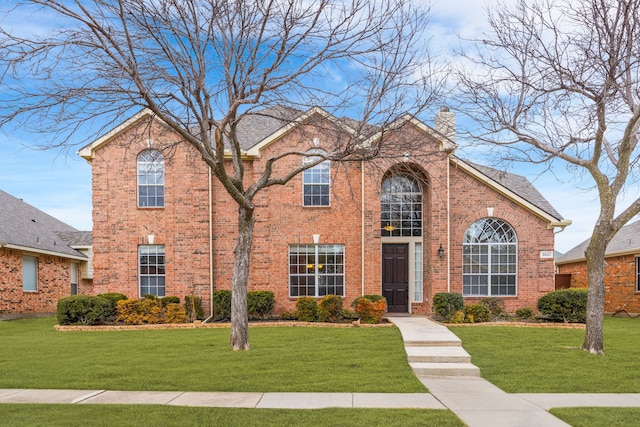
[[449, 317, 640, 393], [0, 317, 425, 393], [0, 405, 464, 427], [550, 407, 640, 427]]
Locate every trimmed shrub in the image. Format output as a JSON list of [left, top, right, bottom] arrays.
[[279, 310, 296, 320], [452, 310, 465, 324], [537, 288, 588, 323], [164, 303, 187, 323], [464, 303, 491, 323], [142, 294, 158, 301], [295, 297, 318, 322], [515, 307, 536, 320], [116, 298, 164, 324], [247, 291, 275, 320], [160, 296, 180, 307], [57, 295, 113, 325], [212, 290, 232, 320], [478, 297, 507, 320], [184, 295, 205, 321], [318, 295, 343, 322], [341, 309, 359, 320], [352, 296, 387, 324], [96, 292, 128, 318], [433, 292, 464, 322]]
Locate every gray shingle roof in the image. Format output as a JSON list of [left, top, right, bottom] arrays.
[[0, 190, 87, 259], [232, 106, 303, 150], [462, 161, 564, 221], [557, 219, 640, 263]]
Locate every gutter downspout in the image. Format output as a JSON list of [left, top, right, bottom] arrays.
[[447, 158, 451, 292], [361, 159, 365, 297], [203, 165, 215, 323]]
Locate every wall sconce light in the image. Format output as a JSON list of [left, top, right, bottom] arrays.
[[437, 243, 445, 259]]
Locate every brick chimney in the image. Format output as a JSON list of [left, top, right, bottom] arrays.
[[435, 106, 455, 143]]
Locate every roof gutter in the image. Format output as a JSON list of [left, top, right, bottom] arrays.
[[1, 243, 88, 261], [549, 220, 572, 232]]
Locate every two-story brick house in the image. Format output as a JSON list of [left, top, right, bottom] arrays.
[[78, 107, 569, 317]]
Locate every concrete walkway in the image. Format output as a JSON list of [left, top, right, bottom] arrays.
[[2, 316, 640, 427]]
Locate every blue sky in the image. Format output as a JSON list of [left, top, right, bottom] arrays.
[[0, 0, 625, 254]]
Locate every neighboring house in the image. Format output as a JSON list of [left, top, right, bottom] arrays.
[[78, 107, 569, 317], [556, 220, 640, 314], [0, 190, 91, 319]]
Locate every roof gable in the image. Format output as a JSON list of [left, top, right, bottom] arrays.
[[0, 190, 87, 260], [557, 219, 640, 264]]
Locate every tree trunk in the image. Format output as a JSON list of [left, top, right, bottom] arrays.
[[230, 205, 254, 351], [582, 234, 607, 355]]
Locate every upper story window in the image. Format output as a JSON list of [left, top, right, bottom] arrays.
[[302, 150, 330, 206], [463, 218, 517, 296], [137, 150, 165, 208], [381, 174, 423, 237]]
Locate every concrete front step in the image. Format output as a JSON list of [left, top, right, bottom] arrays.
[[406, 346, 471, 364], [410, 362, 480, 377], [403, 339, 461, 347]]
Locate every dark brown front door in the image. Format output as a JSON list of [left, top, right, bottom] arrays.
[[382, 244, 409, 313]]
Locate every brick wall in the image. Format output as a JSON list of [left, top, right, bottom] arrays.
[[557, 255, 640, 314], [0, 247, 73, 317]]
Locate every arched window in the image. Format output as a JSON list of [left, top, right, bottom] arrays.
[[463, 218, 517, 296], [137, 150, 165, 208], [302, 150, 330, 206], [381, 174, 422, 237]]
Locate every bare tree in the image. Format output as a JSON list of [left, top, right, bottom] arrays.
[[456, 0, 640, 354], [0, 0, 440, 350]]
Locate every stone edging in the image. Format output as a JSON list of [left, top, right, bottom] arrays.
[[443, 321, 586, 329], [54, 320, 394, 331]]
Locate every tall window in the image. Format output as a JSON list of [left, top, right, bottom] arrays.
[[636, 258, 640, 292], [137, 150, 165, 208], [139, 245, 166, 297], [381, 174, 422, 237], [22, 255, 38, 292], [302, 150, 330, 206], [289, 244, 344, 297], [463, 218, 517, 296], [70, 262, 79, 295], [414, 242, 423, 302]]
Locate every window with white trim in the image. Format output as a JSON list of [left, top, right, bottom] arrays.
[[70, 262, 79, 295], [139, 245, 166, 297], [463, 218, 517, 296], [289, 244, 344, 296], [302, 150, 330, 206], [414, 242, 423, 302], [381, 174, 422, 237], [636, 257, 640, 292], [137, 150, 165, 207], [22, 255, 38, 292]]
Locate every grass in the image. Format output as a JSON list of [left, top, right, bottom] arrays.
[[0, 317, 425, 393], [449, 317, 640, 393], [549, 408, 640, 427], [0, 405, 464, 427]]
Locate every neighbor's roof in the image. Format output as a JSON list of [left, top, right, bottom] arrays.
[[556, 219, 640, 264], [0, 190, 88, 260]]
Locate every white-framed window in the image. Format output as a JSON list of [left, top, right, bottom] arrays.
[[381, 174, 423, 237], [463, 218, 517, 296], [414, 242, 423, 302], [289, 244, 344, 297], [302, 150, 330, 206], [22, 255, 38, 292], [139, 245, 166, 297], [636, 257, 640, 292], [70, 262, 79, 295], [137, 150, 165, 208]]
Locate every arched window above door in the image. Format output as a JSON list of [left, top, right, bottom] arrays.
[[380, 174, 422, 237]]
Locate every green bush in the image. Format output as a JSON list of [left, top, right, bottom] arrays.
[[57, 295, 113, 325], [341, 309, 359, 320], [350, 294, 385, 308], [433, 292, 464, 322], [160, 296, 180, 307], [185, 295, 205, 321], [212, 290, 232, 320], [247, 291, 275, 320], [478, 297, 507, 320], [295, 297, 318, 322], [464, 303, 491, 323], [537, 288, 588, 323], [96, 292, 128, 317], [318, 295, 343, 322], [141, 294, 158, 301], [515, 307, 535, 320]]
